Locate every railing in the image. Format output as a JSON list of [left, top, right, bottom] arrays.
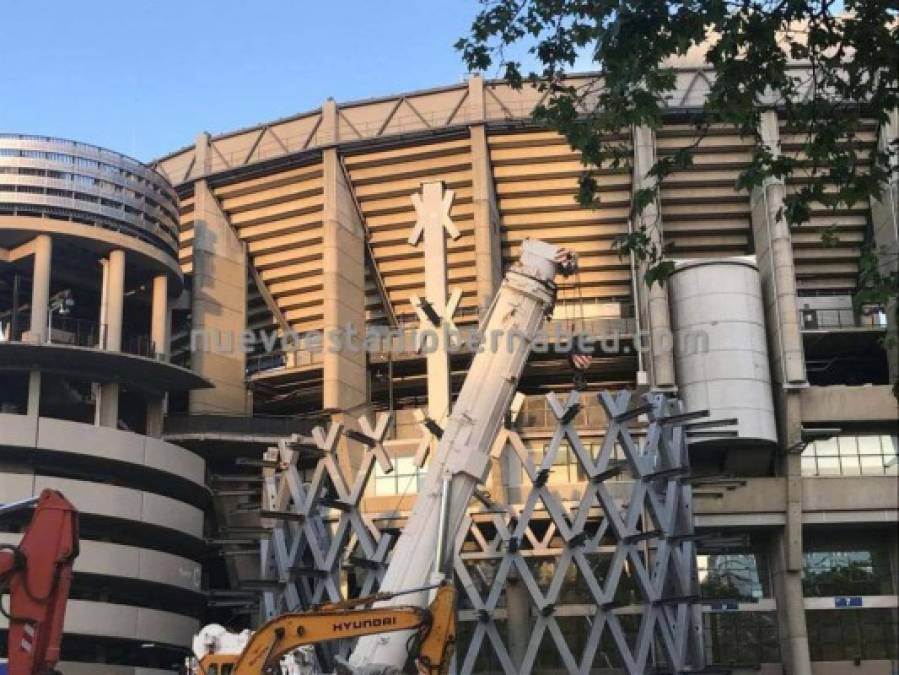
[[798, 306, 888, 330], [0, 314, 162, 360], [163, 413, 322, 438]]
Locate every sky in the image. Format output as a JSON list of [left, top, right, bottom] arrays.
[[0, 1, 509, 162]]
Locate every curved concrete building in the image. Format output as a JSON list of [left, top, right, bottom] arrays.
[[0, 135, 209, 672]]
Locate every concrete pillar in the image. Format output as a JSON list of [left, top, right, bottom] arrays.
[[146, 399, 165, 438], [191, 131, 211, 180], [189, 174, 250, 415], [409, 181, 458, 425], [145, 273, 170, 438], [97, 249, 125, 427], [469, 76, 503, 316], [751, 111, 810, 675], [505, 571, 530, 669], [26, 235, 52, 417], [771, 519, 812, 675], [151, 274, 169, 360], [27, 371, 41, 417], [322, 146, 369, 471], [320, 98, 339, 147], [869, 109, 898, 383], [751, 111, 807, 389], [104, 249, 125, 352], [28, 234, 52, 344], [631, 126, 676, 390]]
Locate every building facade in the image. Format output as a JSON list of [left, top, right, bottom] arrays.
[[1, 60, 897, 674], [152, 69, 897, 674]]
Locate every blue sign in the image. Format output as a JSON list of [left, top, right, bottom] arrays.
[[708, 601, 739, 611], [834, 596, 863, 608]]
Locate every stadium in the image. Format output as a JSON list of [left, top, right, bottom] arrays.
[[1, 54, 897, 674]]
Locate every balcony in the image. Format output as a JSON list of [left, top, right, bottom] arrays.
[[798, 305, 888, 332], [798, 302, 890, 386], [0, 314, 210, 396]]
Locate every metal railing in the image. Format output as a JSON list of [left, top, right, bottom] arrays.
[[798, 306, 888, 330], [0, 314, 162, 360], [163, 413, 322, 438]]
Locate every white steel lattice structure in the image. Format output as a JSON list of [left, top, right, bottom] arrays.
[[256, 388, 709, 674]]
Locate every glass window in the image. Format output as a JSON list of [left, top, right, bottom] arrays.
[[704, 611, 780, 666], [535, 439, 631, 485], [803, 541, 894, 596], [807, 609, 898, 661], [801, 435, 898, 476], [816, 437, 839, 455], [371, 454, 425, 497], [698, 548, 771, 600]]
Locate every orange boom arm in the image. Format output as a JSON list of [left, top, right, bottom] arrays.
[[0, 489, 79, 675]]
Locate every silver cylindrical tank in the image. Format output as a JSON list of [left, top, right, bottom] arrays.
[[668, 256, 777, 445]]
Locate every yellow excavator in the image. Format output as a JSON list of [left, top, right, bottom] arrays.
[[192, 582, 456, 675]]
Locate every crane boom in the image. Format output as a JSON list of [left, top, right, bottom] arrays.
[[349, 239, 572, 671], [0, 489, 79, 675]]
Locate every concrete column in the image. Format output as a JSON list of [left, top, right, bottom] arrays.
[[409, 181, 458, 425], [470, 125, 502, 315], [28, 234, 52, 344], [468, 75, 502, 316], [191, 131, 211, 180], [104, 249, 125, 352], [27, 371, 41, 417], [869, 109, 898, 383], [146, 399, 165, 438], [751, 111, 810, 675], [631, 126, 676, 390], [322, 147, 369, 472], [771, 520, 812, 675], [320, 98, 339, 147], [467, 74, 486, 124], [150, 274, 169, 360], [505, 570, 530, 669], [146, 273, 170, 438], [97, 249, 125, 427], [26, 234, 52, 417], [189, 176, 249, 415], [751, 111, 807, 389]]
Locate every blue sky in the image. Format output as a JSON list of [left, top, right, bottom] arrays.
[[0, 1, 503, 162]]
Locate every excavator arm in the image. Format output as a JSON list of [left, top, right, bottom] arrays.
[[0, 489, 79, 675], [197, 584, 455, 675]]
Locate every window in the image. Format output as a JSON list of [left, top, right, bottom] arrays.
[[371, 455, 424, 496], [704, 611, 780, 665], [806, 609, 898, 661], [698, 550, 770, 600], [803, 543, 894, 597], [540, 442, 589, 484], [535, 439, 630, 485], [801, 434, 898, 476]]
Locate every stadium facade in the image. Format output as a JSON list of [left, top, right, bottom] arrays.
[[1, 60, 897, 674]]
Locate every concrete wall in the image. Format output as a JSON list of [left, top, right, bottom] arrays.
[[0, 414, 205, 486], [0, 534, 201, 592], [0, 600, 197, 646], [800, 385, 898, 424]]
